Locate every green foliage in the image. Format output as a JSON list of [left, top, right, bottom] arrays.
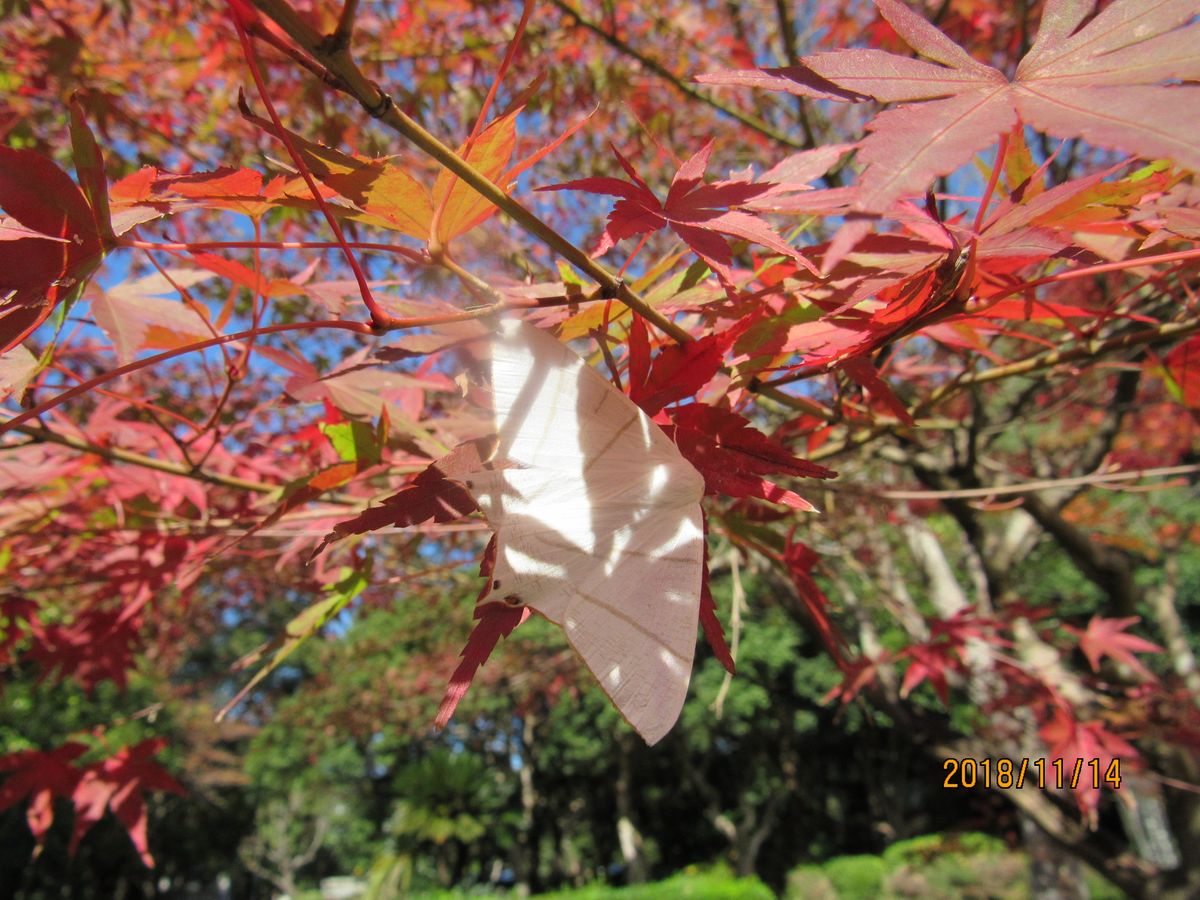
[[321, 413, 387, 466], [0, 674, 160, 758], [881, 830, 1006, 864], [879, 833, 1023, 899], [228, 565, 370, 715], [530, 863, 774, 899], [388, 751, 500, 848], [783, 832, 1096, 900], [1083, 870, 1132, 900], [820, 855, 887, 899], [785, 865, 837, 900]]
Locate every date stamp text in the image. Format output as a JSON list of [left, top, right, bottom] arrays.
[[942, 757, 1122, 790]]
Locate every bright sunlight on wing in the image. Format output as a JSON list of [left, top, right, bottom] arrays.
[[460, 320, 706, 745]]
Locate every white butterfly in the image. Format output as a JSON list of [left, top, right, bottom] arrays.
[[458, 320, 706, 745]]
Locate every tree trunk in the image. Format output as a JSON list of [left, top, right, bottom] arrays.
[[736, 795, 782, 878], [615, 733, 648, 883], [558, 827, 584, 886], [513, 712, 539, 898], [1020, 812, 1090, 900], [1144, 552, 1200, 695]]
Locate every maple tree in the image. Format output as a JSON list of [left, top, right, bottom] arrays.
[[2, 0, 1200, 896]]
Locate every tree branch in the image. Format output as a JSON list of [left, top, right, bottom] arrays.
[[1022, 493, 1142, 616], [248, 0, 691, 343], [808, 316, 1200, 464], [549, 0, 805, 150], [5, 420, 278, 496]]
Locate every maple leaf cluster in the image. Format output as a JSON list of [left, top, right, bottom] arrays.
[[699, 0, 1200, 212], [540, 140, 819, 290], [0, 740, 183, 867]]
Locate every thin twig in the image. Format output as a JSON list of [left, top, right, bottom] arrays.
[[808, 316, 1200, 463], [550, 0, 804, 150], [832, 464, 1200, 501], [329, 0, 359, 51], [4, 419, 280, 496]]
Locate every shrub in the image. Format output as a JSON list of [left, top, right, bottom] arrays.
[[532, 864, 774, 899], [820, 855, 887, 899]]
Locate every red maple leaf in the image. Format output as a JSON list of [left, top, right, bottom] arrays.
[[665, 404, 836, 510], [699, 536, 735, 675], [539, 140, 817, 288], [841, 355, 915, 426], [928, 608, 1004, 647], [782, 537, 847, 665], [897, 609, 1011, 703], [70, 738, 185, 868], [1039, 704, 1139, 818], [436, 536, 528, 730], [0, 743, 87, 855], [0, 147, 106, 352], [771, 246, 972, 380], [26, 606, 143, 692], [700, 0, 1200, 211], [1065, 615, 1163, 681], [823, 656, 881, 707], [314, 449, 479, 557], [435, 601, 531, 730], [626, 313, 751, 416], [1165, 334, 1200, 410], [899, 642, 963, 704]]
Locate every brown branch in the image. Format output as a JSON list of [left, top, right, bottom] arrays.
[[3, 420, 372, 508], [5, 420, 276, 495], [328, 0, 359, 51], [549, 0, 805, 150], [248, 0, 690, 343], [808, 316, 1200, 463], [771, 0, 820, 150], [247, 21, 354, 93], [832, 464, 1200, 500], [1022, 493, 1142, 616]]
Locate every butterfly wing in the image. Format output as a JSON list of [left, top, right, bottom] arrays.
[[465, 320, 705, 744]]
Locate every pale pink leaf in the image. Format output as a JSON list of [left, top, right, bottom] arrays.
[[1051, 22, 1200, 87], [695, 65, 869, 101], [857, 89, 1017, 212], [1021, 0, 1094, 68], [699, 209, 818, 273], [1013, 84, 1200, 173], [0, 344, 38, 401], [666, 139, 716, 206], [873, 0, 995, 72], [804, 49, 1003, 102], [762, 144, 857, 186], [1018, 0, 1200, 78], [91, 270, 216, 364], [701, 0, 1200, 211]]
